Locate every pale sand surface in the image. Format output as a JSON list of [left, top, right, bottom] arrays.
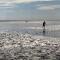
[[0, 32, 60, 60]]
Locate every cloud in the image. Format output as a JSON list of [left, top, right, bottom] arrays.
[[0, 0, 36, 8], [0, 0, 14, 3], [0, 0, 53, 3], [0, 3, 14, 6], [0, 1, 16, 8], [37, 5, 60, 10], [38, 6, 54, 10], [15, 0, 32, 3], [33, 0, 52, 1], [0, 0, 32, 3], [14, 0, 53, 3], [0, 3, 15, 8]]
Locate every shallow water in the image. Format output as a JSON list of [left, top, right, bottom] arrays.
[[0, 20, 60, 38]]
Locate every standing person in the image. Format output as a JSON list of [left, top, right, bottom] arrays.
[[43, 21, 46, 35], [43, 20, 46, 29]]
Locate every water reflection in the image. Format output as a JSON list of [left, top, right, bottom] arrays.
[[43, 28, 46, 35]]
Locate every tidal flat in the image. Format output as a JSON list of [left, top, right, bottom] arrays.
[[0, 32, 60, 60]]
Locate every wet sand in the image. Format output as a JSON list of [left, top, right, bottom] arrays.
[[0, 32, 60, 60]]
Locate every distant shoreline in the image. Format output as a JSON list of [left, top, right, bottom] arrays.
[[0, 20, 41, 22], [0, 20, 59, 22]]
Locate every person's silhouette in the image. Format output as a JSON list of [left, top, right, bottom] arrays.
[[43, 21, 46, 35], [43, 21, 46, 29]]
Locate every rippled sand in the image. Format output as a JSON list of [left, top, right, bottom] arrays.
[[0, 32, 60, 60]]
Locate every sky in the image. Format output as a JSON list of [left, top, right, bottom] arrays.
[[0, 0, 60, 20]]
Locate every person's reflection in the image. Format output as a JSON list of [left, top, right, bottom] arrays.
[[43, 28, 45, 35]]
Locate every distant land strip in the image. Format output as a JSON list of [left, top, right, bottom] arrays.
[[0, 20, 42, 22], [0, 20, 59, 22]]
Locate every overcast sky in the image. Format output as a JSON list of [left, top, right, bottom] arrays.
[[0, 0, 60, 20]]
